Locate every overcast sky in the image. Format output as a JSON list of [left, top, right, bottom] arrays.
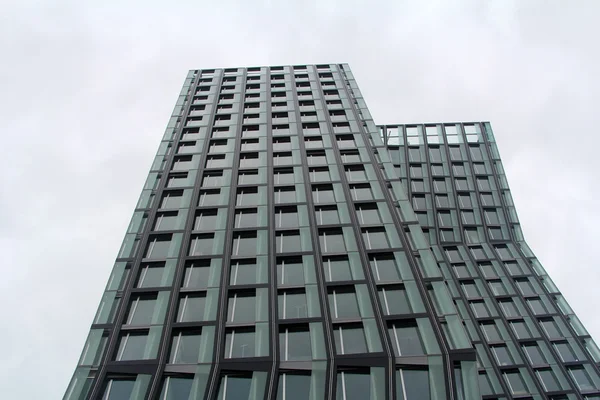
[[1, 1, 599, 398]]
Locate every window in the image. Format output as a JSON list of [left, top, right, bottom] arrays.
[[177, 294, 206, 322], [481, 193, 495, 206], [125, 295, 157, 326], [379, 286, 411, 315], [337, 134, 355, 149], [275, 186, 296, 204], [349, 183, 373, 201], [278, 290, 308, 319], [169, 331, 203, 364], [217, 373, 252, 399], [458, 193, 472, 208], [499, 300, 519, 317], [389, 321, 425, 356], [182, 261, 210, 289], [336, 370, 373, 400], [309, 167, 330, 182], [273, 137, 292, 151], [396, 369, 430, 400], [136, 264, 164, 288], [227, 291, 256, 323], [307, 150, 326, 165], [145, 235, 172, 259], [194, 209, 217, 231], [502, 370, 528, 395], [523, 342, 546, 365], [470, 300, 490, 318], [313, 184, 335, 203], [536, 369, 560, 392], [449, 146, 462, 160], [277, 257, 304, 286], [554, 341, 578, 362], [161, 190, 182, 209], [115, 332, 149, 361], [206, 154, 227, 168], [276, 373, 311, 400], [238, 169, 260, 185], [510, 320, 531, 339], [274, 151, 293, 166], [370, 254, 401, 282], [315, 205, 340, 225], [275, 230, 302, 253], [233, 208, 257, 228], [279, 326, 311, 361], [189, 234, 214, 256], [160, 377, 193, 399], [333, 325, 367, 354], [304, 137, 323, 149], [477, 177, 491, 191], [153, 211, 178, 231], [232, 232, 259, 256], [167, 173, 188, 188], [362, 227, 389, 249], [454, 178, 468, 191], [224, 328, 255, 358], [461, 210, 476, 225], [202, 171, 223, 187], [569, 366, 595, 391], [527, 298, 548, 315], [461, 281, 480, 298], [319, 229, 346, 253], [236, 187, 258, 206], [355, 203, 381, 225], [102, 379, 135, 400], [240, 138, 259, 151], [274, 168, 295, 184], [540, 318, 562, 338], [239, 153, 260, 168], [492, 345, 514, 366], [198, 189, 221, 206], [329, 287, 360, 319], [324, 256, 353, 282], [481, 321, 502, 342], [230, 259, 258, 285]]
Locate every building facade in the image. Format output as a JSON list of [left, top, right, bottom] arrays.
[[64, 64, 600, 400]]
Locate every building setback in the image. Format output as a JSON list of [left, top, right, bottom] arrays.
[[64, 64, 600, 400]]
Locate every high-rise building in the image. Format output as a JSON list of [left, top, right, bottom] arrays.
[[64, 64, 600, 400]]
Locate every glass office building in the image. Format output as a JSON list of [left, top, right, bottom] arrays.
[[64, 64, 600, 399]]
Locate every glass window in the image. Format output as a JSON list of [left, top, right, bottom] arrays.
[[115, 332, 148, 361], [145, 235, 172, 259], [471, 300, 489, 318], [455, 178, 468, 191], [154, 211, 178, 231], [389, 322, 425, 356], [355, 203, 381, 225], [275, 186, 296, 204], [362, 228, 389, 249], [499, 300, 519, 317], [370, 253, 401, 282], [527, 298, 547, 315], [340, 149, 361, 163], [227, 291, 256, 323], [277, 257, 305, 286], [276, 373, 311, 400], [169, 331, 203, 364], [275, 206, 299, 228], [238, 169, 260, 185], [280, 327, 311, 361], [324, 256, 353, 282], [433, 179, 446, 193], [569, 366, 595, 391], [492, 345, 514, 366], [481, 321, 502, 342], [160, 377, 193, 399], [349, 184, 373, 201], [217, 373, 252, 399], [161, 190, 183, 209], [396, 369, 430, 400], [510, 320, 531, 339], [224, 328, 255, 358], [194, 209, 217, 231], [234, 208, 258, 228], [276, 230, 302, 253], [125, 296, 156, 325], [458, 193, 472, 208], [202, 171, 223, 187], [333, 325, 367, 354], [189, 234, 214, 256], [278, 290, 308, 319], [379, 286, 411, 315], [102, 379, 135, 400], [554, 341, 578, 362], [540, 318, 562, 338], [329, 287, 360, 319], [315, 205, 340, 225], [177, 294, 206, 322], [274, 151, 293, 166], [345, 165, 367, 182], [536, 369, 560, 392], [232, 232, 259, 256], [319, 229, 346, 253], [453, 264, 470, 278], [230, 259, 257, 285], [523, 343, 546, 365], [503, 370, 528, 395], [182, 261, 210, 289], [411, 179, 425, 192], [412, 195, 426, 210], [137, 264, 165, 288], [336, 370, 371, 400]]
